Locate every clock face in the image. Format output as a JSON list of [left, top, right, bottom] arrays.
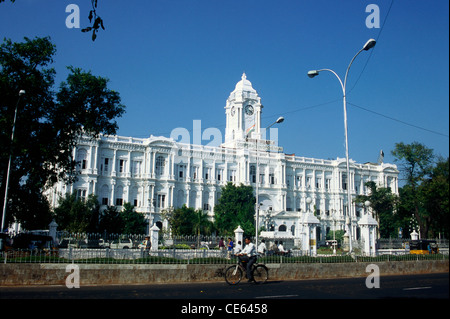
[[231, 106, 235, 116], [245, 104, 254, 115]]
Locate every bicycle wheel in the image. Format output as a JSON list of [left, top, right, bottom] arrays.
[[224, 265, 243, 285], [252, 265, 268, 284]]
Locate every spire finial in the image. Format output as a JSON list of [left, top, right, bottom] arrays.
[[242, 72, 247, 80]]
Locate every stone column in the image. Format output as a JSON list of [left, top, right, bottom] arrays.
[[234, 226, 244, 248], [358, 214, 378, 256], [150, 224, 160, 251]]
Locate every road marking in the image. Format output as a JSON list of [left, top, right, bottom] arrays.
[[255, 294, 299, 299], [403, 287, 432, 291]]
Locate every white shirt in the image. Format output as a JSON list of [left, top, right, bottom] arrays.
[[241, 242, 256, 257], [257, 242, 266, 254]]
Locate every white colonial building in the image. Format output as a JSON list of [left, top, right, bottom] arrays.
[[47, 73, 399, 250]]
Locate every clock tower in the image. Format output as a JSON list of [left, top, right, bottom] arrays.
[[223, 73, 262, 147]]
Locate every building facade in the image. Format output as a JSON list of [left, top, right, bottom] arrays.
[[47, 74, 399, 245]]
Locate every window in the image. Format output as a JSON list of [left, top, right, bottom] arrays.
[[103, 158, 109, 174], [228, 169, 236, 182], [178, 164, 186, 180], [157, 194, 166, 209], [155, 156, 165, 176], [216, 168, 223, 181], [132, 161, 141, 176], [76, 149, 88, 170], [296, 175, 302, 187], [316, 178, 322, 189], [342, 174, 348, 190], [192, 166, 199, 180], [76, 189, 87, 201], [269, 173, 275, 185], [101, 185, 109, 205], [278, 225, 287, 232], [115, 186, 124, 206], [326, 178, 331, 190], [119, 159, 125, 173], [204, 167, 211, 180], [250, 165, 256, 183], [203, 203, 210, 211]]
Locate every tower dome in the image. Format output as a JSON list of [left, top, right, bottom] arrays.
[[233, 73, 256, 94]]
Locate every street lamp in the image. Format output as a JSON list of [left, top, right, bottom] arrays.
[[1, 90, 26, 235], [252, 116, 284, 249], [307, 39, 376, 252]]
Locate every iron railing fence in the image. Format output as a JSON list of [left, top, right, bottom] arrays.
[[377, 238, 449, 249], [1, 248, 448, 265]]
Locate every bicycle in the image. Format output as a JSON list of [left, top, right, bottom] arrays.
[[224, 255, 269, 285]]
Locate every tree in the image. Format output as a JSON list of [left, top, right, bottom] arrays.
[[167, 205, 213, 237], [420, 157, 449, 238], [392, 142, 449, 238], [98, 206, 123, 234], [53, 194, 100, 233], [0, 37, 125, 229], [1, 0, 106, 42], [392, 142, 433, 237], [355, 181, 399, 238], [121, 202, 147, 234], [214, 182, 255, 237]]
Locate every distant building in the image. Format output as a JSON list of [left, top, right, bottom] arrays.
[[47, 74, 399, 244]]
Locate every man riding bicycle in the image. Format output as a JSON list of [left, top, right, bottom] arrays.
[[236, 237, 257, 283]]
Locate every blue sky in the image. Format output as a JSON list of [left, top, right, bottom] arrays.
[[1, 0, 448, 177]]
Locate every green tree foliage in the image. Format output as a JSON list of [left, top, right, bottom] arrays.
[[169, 205, 214, 236], [0, 37, 125, 229], [53, 194, 100, 233], [355, 181, 399, 238], [213, 182, 255, 237], [1, 0, 105, 42], [120, 202, 147, 234], [392, 142, 449, 238], [98, 206, 123, 234]]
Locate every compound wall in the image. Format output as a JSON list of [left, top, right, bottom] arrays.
[[0, 260, 448, 286]]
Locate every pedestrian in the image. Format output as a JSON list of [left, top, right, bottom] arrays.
[[257, 239, 266, 256], [227, 237, 234, 259], [219, 237, 225, 250], [234, 240, 242, 254]]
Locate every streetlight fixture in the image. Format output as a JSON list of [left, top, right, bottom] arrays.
[[1, 90, 25, 236], [251, 116, 284, 249], [307, 39, 376, 252]]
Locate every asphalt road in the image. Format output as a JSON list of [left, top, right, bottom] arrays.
[[1, 272, 448, 318], [1, 272, 447, 300]]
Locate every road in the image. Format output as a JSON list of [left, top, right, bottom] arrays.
[[0, 272, 447, 299], [0, 273, 447, 316]]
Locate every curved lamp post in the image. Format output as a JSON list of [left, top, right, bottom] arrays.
[[252, 116, 284, 249], [307, 39, 376, 252], [1, 90, 26, 235]]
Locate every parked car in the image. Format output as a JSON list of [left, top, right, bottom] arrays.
[[98, 238, 110, 249], [110, 238, 134, 249], [58, 238, 82, 248]]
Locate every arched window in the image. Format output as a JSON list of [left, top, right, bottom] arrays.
[[278, 224, 287, 232], [115, 185, 123, 206], [101, 185, 109, 205]]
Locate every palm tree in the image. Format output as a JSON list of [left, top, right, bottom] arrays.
[[193, 209, 213, 248]]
